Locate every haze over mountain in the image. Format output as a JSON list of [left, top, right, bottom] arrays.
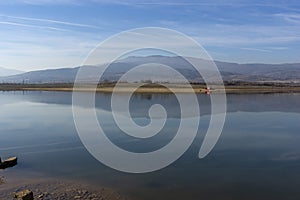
[[0, 67, 24, 77], [0, 56, 299, 84]]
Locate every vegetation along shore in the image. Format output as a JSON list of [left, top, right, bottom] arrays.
[[1, 82, 300, 94]]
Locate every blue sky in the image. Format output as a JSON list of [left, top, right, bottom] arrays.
[[1, 0, 300, 71]]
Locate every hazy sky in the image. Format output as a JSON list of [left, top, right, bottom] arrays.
[[1, 0, 300, 71]]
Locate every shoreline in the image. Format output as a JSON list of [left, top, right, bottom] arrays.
[[1, 83, 300, 93], [1, 86, 300, 94]]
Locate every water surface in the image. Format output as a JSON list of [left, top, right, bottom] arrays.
[[1, 91, 300, 200]]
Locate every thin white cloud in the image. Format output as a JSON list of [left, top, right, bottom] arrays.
[[1, 15, 99, 29], [151, 17, 300, 47], [275, 13, 300, 24], [0, 21, 68, 31], [159, 20, 300, 46], [265, 46, 289, 50], [197, 35, 300, 46], [240, 47, 272, 53], [0, 25, 102, 70], [1, 0, 81, 5]]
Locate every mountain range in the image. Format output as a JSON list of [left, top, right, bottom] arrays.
[[0, 56, 299, 84]]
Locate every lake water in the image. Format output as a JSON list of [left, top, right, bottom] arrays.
[[1, 91, 300, 200]]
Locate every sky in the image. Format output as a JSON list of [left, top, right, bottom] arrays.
[[1, 0, 300, 71]]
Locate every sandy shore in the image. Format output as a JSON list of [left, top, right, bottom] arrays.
[[0, 174, 130, 200]]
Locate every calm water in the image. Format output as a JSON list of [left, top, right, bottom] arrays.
[[1, 91, 300, 200]]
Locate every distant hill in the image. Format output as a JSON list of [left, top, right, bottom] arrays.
[[0, 56, 300, 83], [0, 67, 78, 83], [0, 67, 24, 77]]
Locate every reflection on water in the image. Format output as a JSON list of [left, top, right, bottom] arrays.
[[1, 91, 300, 200]]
